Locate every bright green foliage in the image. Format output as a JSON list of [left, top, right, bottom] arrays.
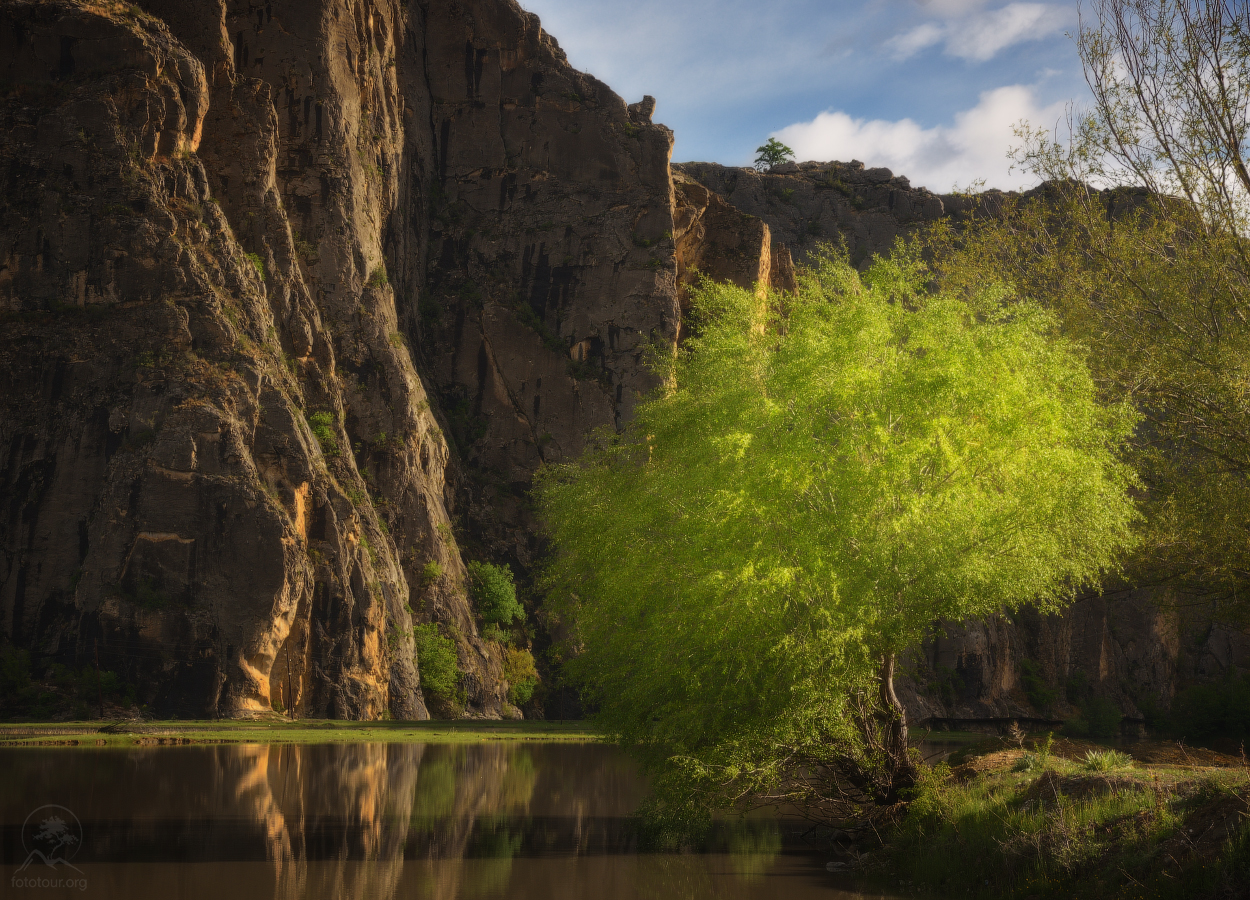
[[502, 647, 539, 706], [307, 411, 338, 457], [420, 560, 443, 588], [467, 561, 524, 625], [244, 252, 265, 281], [536, 248, 1138, 811], [413, 623, 461, 705], [754, 137, 794, 172], [1083, 749, 1134, 772]]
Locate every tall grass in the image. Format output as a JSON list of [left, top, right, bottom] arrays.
[[891, 759, 1249, 898]]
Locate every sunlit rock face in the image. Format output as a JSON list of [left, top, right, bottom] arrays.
[[0, 0, 696, 720]]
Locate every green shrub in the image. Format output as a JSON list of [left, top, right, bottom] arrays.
[[420, 560, 443, 587], [1066, 695, 1123, 739], [1020, 658, 1058, 713], [467, 561, 524, 625], [1165, 670, 1250, 742], [367, 266, 389, 288], [1012, 752, 1043, 773], [413, 623, 461, 705], [307, 411, 338, 456], [502, 647, 539, 706], [482, 622, 507, 645], [244, 252, 265, 281], [1083, 748, 1134, 771], [0, 645, 32, 695]]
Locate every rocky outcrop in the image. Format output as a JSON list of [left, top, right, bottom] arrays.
[[675, 160, 964, 268], [416, 18, 680, 569], [670, 170, 796, 342], [0, 0, 701, 721]]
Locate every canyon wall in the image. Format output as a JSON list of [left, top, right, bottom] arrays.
[[3, 0, 1241, 728], [0, 0, 715, 719]]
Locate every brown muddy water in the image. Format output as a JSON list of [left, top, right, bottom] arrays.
[[0, 742, 906, 900]]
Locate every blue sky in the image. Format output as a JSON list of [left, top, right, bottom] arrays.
[[519, 0, 1090, 192]]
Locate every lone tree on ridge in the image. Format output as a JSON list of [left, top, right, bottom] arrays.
[[754, 137, 795, 171]]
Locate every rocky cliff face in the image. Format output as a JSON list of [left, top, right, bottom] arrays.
[[674, 160, 962, 268], [415, 10, 679, 569], [0, 0, 710, 720]]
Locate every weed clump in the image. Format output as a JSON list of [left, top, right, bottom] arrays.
[[307, 411, 338, 456], [1083, 749, 1134, 772], [413, 623, 462, 709]]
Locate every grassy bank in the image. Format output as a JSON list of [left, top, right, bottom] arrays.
[[0, 718, 601, 748], [889, 736, 1250, 899]]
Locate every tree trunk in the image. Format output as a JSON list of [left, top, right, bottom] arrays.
[[879, 652, 918, 799]]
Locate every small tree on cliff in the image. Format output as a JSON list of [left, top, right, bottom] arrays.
[[754, 137, 795, 171], [536, 246, 1138, 818]]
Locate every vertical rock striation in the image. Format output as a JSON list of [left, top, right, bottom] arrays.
[[0, 0, 714, 720]]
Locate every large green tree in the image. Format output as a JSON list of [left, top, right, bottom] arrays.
[[536, 249, 1138, 815]]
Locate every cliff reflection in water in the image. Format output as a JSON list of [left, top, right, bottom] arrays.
[[0, 743, 884, 900]]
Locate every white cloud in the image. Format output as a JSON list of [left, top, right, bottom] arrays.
[[887, 22, 946, 57], [886, 3, 1069, 62], [914, 0, 993, 17], [772, 84, 1068, 191]]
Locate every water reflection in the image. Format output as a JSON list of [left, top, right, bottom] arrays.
[[0, 743, 897, 900]]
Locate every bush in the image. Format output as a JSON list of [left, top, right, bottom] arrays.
[[0, 645, 32, 694], [1165, 670, 1250, 742], [502, 647, 539, 706], [1065, 695, 1123, 739], [467, 561, 524, 625], [1013, 752, 1043, 773], [420, 560, 443, 588], [244, 252, 265, 281], [1083, 748, 1134, 771], [413, 623, 461, 706], [307, 411, 338, 456], [1020, 658, 1057, 713]]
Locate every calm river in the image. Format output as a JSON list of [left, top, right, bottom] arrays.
[[0, 742, 903, 899]]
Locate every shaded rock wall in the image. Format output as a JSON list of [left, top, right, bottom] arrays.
[[1, 0, 790, 721], [0, 0, 441, 719], [415, 12, 681, 569], [0, 0, 706, 720]]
